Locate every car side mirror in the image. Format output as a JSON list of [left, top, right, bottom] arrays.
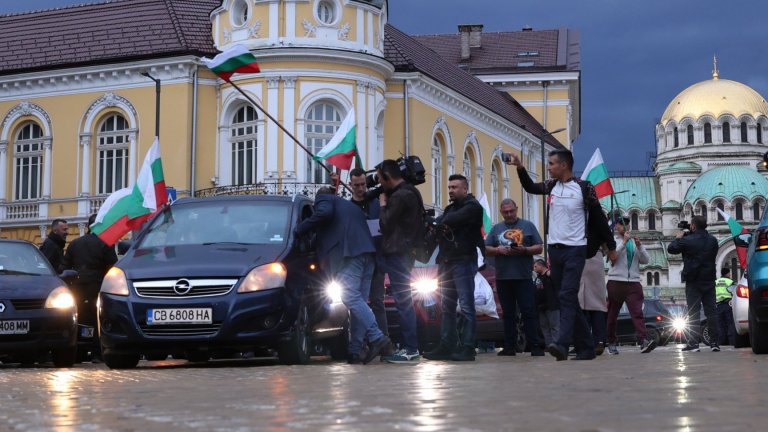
[[59, 269, 79, 285]]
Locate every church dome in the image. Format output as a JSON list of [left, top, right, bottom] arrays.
[[683, 165, 768, 203], [660, 76, 768, 124]]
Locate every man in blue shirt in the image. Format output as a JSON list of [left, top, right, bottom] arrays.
[[485, 199, 545, 356]]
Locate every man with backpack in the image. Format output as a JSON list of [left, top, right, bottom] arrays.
[[508, 149, 617, 361]]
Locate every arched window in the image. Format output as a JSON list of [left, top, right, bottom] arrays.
[[631, 213, 639, 231], [704, 123, 712, 143], [759, 125, 764, 144], [230, 106, 258, 185], [97, 113, 130, 194], [13, 122, 44, 200], [432, 134, 444, 207], [741, 122, 748, 143], [674, 127, 679, 148], [754, 202, 762, 221], [306, 102, 343, 184], [647, 211, 656, 231], [647, 273, 653, 286], [700, 204, 707, 220], [736, 202, 744, 221], [687, 125, 694, 145], [463, 150, 471, 178], [654, 272, 660, 286], [723, 122, 731, 143], [317, 0, 336, 25], [716, 202, 725, 221]]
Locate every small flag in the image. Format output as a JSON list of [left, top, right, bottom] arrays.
[[201, 45, 261, 82], [313, 110, 362, 171], [478, 193, 493, 237], [717, 208, 749, 269], [582, 148, 614, 199]]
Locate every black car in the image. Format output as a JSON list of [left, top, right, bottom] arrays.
[[98, 195, 349, 369], [615, 299, 673, 346], [0, 240, 79, 367]]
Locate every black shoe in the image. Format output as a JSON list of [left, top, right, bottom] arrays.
[[424, 343, 455, 361], [347, 353, 362, 365], [595, 342, 605, 356], [546, 343, 567, 361], [573, 353, 596, 360], [497, 349, 516, 357], [640, 339, 657, 354], [530, 347, 545, 357], [681, 344, 700, 353], [450, 346, 476, 361], [362, 336, 394, 364], [568, 347, 577, 355], [711, 344, 721, 352]]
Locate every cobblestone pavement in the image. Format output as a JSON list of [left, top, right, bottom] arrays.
[[1, 345, 766, 431]]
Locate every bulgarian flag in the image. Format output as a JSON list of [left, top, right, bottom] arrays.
[[201, 45, 260, 82], [717, 208, 749, 269], [582, 148, 614, 199], [313, 110, 362, 170], [478, 193, 493, 237], [91, 139, 167, 246]]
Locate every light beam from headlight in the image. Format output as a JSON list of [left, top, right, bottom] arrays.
[[326, 281, 343, 305], [411, 278, 438, 295], [672, 317, 687, 332]]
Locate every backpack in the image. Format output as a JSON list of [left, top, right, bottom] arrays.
[[403, 183, 437, 263]]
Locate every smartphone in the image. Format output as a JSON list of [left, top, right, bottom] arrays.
[[502, 152, 513, 163]]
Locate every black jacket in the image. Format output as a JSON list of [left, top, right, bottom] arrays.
[[535, 271, 559, 311], [40, 232, 66, 273], [62, 233, 118, 288], [379, 182, 422, 255], [516, 167, 616, 257], [436, 194, 484, 263], [667, 229, 719, 282]]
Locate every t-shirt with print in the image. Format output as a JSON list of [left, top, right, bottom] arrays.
[[485, 218, 543, 280]]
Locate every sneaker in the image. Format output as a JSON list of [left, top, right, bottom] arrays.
[[546, 343, 568, 361], [607, 344, 619, 355], [595, 342, 605, 356], [681, 344, 700, 353], [383, 349, 420, 364], [711, 344, 721, 352], [347, 353, 363, 365], [497, 349, 516, 357], [424, 343, 454, 361], [449, 346, 476, 361], [640, 339, 657, 354], [362, 336, 395, 364]]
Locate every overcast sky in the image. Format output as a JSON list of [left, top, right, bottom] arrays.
[[5, 0, 768, 171]]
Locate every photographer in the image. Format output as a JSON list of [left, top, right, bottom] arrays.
[[667, 215, 720, 352], [424, 174, 484, 362]]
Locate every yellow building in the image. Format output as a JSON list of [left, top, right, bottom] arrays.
[[0, 0, 567, 244]]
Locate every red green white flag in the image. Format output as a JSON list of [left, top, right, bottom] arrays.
[[478, 193, 493, 237], [91, 138, 167, 246], [582, 148, 614, 199], [717, 207, 749, 269], [313, 110, 362, 170], [201, 45, 260, 82]]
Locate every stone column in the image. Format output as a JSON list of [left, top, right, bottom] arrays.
[[282, 76, 297, 179], [42, 139, 52, 199], [80, 134, 91, 196], [266, 77, 280, 179], [128, 132, 137, 186], [0, 141, 7, 202], [356, 81, 367, 169]]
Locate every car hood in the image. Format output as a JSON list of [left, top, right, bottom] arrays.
[[0, 274, 66, 299], [121, 244, 288, 280]]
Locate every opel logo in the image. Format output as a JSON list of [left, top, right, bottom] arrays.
[[173, 279, 192, 296], [0, 302, 5, 313]]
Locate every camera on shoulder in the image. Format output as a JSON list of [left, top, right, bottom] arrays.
[[677, 220, 692, 235]]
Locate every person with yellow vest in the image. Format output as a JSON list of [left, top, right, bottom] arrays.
[[715, 268, 735, 346]]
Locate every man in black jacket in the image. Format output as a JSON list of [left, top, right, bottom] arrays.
[[40, 218, 68, 273], [424, 174, 484, 362], [668, 215, 720, 352]]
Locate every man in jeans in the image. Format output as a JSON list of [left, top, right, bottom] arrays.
[[296, 187, 394, 364], [424, 174, 484, 362], [377, 160, 424, 363]]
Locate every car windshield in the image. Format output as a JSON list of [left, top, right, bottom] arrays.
[[0, 242, 55, 276], [138, 201, 292, 247]]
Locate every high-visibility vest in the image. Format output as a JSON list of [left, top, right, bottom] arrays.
[[715, 277, 734, 302]]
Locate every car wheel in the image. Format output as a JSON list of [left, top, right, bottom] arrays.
[[52, 347, 77, 368], [734, 332, 750, 348], [646, 327, 661, 346], [749, 308, 768, 354], [278, 302, 311, 365], [328, 321, 349, 361], [103, 352, 140, 369]]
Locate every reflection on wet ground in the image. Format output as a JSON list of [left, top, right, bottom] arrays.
[[1, 345, 767, 431]]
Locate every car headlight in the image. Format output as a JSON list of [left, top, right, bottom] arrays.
[[672, 317, 687, 332], [45, 287, 76, 309], [238, 263, 287, 293], [101, 267, 130, 296], [411, 278, 438, 295], [326, 281, 343, 304]]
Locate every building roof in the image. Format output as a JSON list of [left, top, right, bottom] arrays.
[[384, 24, 563, 149], [640, 249, 668, 271], [412, 28, 579, 74], [684, 165, 768, 203], [660, 76, 768, 124], [0, 0, 221, 76], [657, 161, 702, 175], [599, 177, 660, 211]]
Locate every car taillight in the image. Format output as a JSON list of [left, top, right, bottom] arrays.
[[757, 228, 768, 251], [763, 291, 768, 298], [655, 315, 662, 321], [737, 285, 750, 298]]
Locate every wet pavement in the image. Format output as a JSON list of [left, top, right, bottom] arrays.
[[0, 345, 766, 431]]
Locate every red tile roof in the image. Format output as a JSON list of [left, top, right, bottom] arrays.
[[0, 0, 220, 75]]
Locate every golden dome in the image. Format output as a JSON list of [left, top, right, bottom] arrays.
[[660, 77, 768, 124]]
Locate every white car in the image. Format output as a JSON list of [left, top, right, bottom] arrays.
[[733, 274, 751, 348]]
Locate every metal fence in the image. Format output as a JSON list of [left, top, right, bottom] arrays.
[[196, 181, 353, 200]]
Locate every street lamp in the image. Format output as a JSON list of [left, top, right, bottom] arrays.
[[538, 127, 566, 261], [140, 71, 161, 138]]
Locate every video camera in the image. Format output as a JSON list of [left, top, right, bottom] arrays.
[[677, 220, 692, 235], [366, 155, 427, 189]]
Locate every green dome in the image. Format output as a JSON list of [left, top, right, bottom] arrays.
[[684, 165, 768, 203], [658, 162, 702, 174]]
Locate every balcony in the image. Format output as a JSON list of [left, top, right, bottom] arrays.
[[196, 181, 352, 200], [1, 202, 40, 221]]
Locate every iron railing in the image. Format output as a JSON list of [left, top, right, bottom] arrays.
[[196, 181, 353, 200]]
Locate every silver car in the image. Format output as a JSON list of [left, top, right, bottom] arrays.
[[733, 274, 751, 348]]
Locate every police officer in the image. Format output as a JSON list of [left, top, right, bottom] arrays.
[[715, 268, 735, 346]]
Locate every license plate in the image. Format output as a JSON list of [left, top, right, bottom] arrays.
[[146, 308, 212, 325], [80, 327, 95, 338], [0, 320, 30, 335]]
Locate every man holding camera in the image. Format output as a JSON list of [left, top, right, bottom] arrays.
[[377, 159, 425, 363], [668, 216, 721, 352]]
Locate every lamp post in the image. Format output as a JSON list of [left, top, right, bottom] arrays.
[[140, 71, 161, 138], [538, 127, 566, 261]]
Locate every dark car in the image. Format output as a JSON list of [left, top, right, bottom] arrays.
[[98, 195, 349, 369], [615, 299, 673, 346], [0, 240, 79, 367]]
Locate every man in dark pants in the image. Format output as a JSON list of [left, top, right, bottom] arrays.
[[508, 149, 616, 361], [424, 174, 484, 362], [40, 218, 68, 273], [485, 198, 544, 356], [668, 215, 720, 352], [296, 187, 393, 364]]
